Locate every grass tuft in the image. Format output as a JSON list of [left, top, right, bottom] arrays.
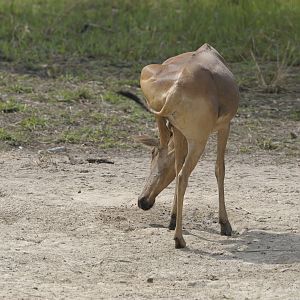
[[0, 99, 26, 113], [0, 128, 15, 141], [257, 138, 279, 151], [290, 110, 300, 121], [20, 115, 48, 131], [54, 87, 94, 103]]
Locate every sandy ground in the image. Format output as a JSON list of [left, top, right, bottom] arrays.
[[0, 147, 299, 299]]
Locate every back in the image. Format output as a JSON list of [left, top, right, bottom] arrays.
[[140, 43, 238, 113]]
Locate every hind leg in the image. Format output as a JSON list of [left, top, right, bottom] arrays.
[[215, 124, 232, 236]]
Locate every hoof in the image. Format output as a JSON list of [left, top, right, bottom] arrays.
[[220, 222, 232, 236], [174, 237, 186, 249], [168, 215, 176, 230]]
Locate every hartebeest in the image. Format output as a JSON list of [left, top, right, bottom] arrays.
[[136, 43, 240, 248]]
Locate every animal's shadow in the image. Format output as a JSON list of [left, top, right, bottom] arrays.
[[185, 229, 300, 265], [145, 205, 299, 265]]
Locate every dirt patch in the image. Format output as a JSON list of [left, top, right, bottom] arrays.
[[0, 148, 299, 299]]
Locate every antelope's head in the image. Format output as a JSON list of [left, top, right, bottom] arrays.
[[135, 134, 176, 210]]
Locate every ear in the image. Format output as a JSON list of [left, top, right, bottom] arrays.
[[156, 116, 171, 148], [133, 135, 159, 147]]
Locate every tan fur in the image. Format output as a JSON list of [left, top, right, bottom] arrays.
[[138, 44, 240, 248]]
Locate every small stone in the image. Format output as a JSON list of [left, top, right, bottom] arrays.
[[147, 277, 153, 283]]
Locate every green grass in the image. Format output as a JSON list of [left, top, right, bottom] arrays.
[[290, 110, 300, 121], [20, 115, 48, 131], [0, 67, 153, 149], [239, 145, 253, 154], [0, 0, 299, 67], [0, 128, 26, 145], [0, 128, 15, 141], [257, 137, 279, 151], [0, 99, 26, 113], [53, 87, 94, 103], [8, 84, 33, 94], [0, 1, 299, 154], [57, 127, 102, 144], [56, 126, 129, 148], [103, 91, 123, 105]]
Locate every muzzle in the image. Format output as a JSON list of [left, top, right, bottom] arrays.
[[138, 196, 155, 210]]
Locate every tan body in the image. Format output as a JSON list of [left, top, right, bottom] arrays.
[[137, 44, 240, 248]]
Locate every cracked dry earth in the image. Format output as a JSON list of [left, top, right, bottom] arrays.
[[0, 148, 299, 299]]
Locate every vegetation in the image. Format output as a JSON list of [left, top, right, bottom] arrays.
[[0, 0, 299, 154], [0, 0, 299, 66]]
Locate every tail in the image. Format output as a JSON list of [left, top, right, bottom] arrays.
[[116, 90, 150, 112]]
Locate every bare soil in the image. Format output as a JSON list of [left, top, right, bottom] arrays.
[[0, 147, 299, 299]]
